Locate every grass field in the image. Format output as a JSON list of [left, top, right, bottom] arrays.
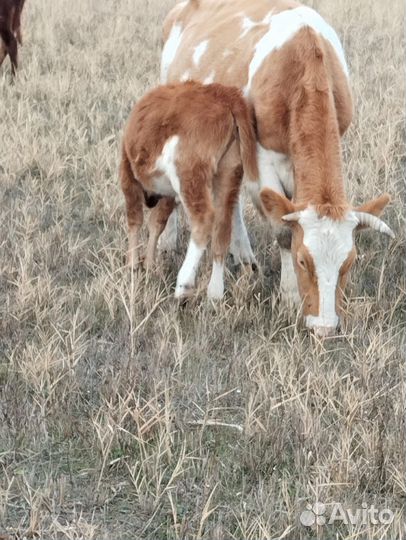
[[0, 0, 405, 538]]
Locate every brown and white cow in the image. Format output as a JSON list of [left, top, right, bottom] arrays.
[[160, 0, 394, 336], [0, 0, 26, 76], [120, 81, 258, 299]]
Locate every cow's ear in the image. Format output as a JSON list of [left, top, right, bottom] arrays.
[[260, 188, 297, 224], [354, 193, 391, 217], [353, 194, 394, 237]]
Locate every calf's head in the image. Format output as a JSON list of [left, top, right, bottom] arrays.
[[260, 189, 394, 336]]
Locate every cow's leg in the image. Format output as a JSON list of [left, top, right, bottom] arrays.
[[158, 207, 178, 252], [248, 144, 300, 303], [208, 146, 243, 299], [145, 197, 176, 270], [175, 167, 213, 299], [277, 229, 301, 307], [1, 29, 18, 75], [13, 8, 23, 45], [16, 27, 22, 46], [229, 195, 257, 269], [0, 34, 7, 67]]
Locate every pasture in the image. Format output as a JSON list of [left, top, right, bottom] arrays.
[[0, 0, 404, 538]]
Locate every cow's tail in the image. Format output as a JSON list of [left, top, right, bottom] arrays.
[[230, 95, 259, 182]]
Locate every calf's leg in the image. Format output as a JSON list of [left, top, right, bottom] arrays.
[[145, 197, 176, 269], [229, 197, 257, 269], [120, 154, 144, 269], [208, 149, 243, 299], [175, 165, 214, 298], [158, 207, 178, 252]]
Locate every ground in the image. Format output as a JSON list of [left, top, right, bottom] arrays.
[[0, 0, 405, 538]]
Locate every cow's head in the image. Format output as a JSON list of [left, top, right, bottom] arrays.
[[260, 189, 394, 337]]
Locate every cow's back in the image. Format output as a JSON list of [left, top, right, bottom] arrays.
[[162, 0, 352, 151], [163, 0, 297, 86]]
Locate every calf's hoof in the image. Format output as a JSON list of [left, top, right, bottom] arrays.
[[174, 283, 195, 300]]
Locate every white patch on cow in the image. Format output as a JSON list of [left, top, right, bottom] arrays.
[[240, 11, 273, 38], [240, 16, 257, 38], [207, 260, 225, 299], [154, 136, 180, 196], [245, 6, 349, 93], [280, 248, 300, 306], [257, 146, 284, 193], [248, 146, 294, 207], [230, 196, 256, 265], [193, 40, 209, 66], [203, 71, 215, 84], [161, 24, 183, 83], [267, 149, 294, 196], [175, 238, 205, 297], [299, 207, 357, 329], [181, 70, 191, 81]]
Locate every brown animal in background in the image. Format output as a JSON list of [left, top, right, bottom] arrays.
[[120, 80, 258, 299], [0, 0, 26, 75]]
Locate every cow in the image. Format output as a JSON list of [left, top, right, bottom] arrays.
[[160, 0, 395, 336], [120, 80, 258, 299], [0, 0, 26, 76]]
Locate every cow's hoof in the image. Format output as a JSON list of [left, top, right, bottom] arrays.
[[207, 283, 224, 300]]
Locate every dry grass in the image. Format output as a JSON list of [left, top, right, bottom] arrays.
[[0, 0, 405, 538]]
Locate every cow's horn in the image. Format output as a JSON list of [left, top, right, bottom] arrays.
[[353, 212, 395, 238], [282, 212, 302, 222]]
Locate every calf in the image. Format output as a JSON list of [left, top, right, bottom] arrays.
[[0, 0, 26, 76], [120, 81, 258, 299]]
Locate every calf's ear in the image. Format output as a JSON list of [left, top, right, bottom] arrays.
[[260, 188, 297, 224]]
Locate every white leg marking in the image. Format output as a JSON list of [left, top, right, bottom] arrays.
[[280, 249, 300, 306], [230, 197, 256, 265], [175, 239, 205, 298], [207, 260, 225, 300]]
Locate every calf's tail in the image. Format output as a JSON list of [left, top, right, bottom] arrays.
[[230, 96, 259, 182]]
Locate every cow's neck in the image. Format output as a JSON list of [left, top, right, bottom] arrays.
[[289, 85, 348, 216]]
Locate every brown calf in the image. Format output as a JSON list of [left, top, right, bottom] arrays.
[[120, 81, 258, 299], [0, 0, 26, 76]]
